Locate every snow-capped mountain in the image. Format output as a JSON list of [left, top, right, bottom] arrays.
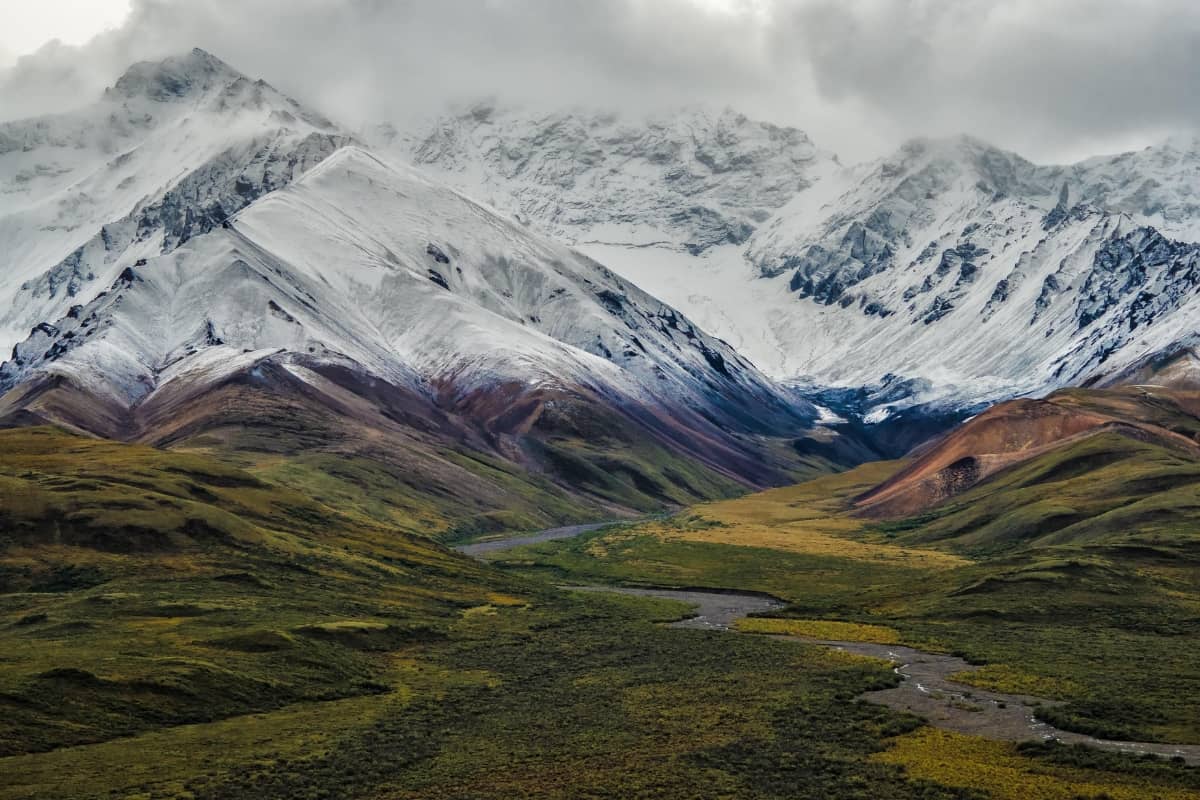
[[0, 48, 349, 356], [1062, 134, 1200, 242], [739, 135, 1200, 404], [1, 145, 805, 428], [376, 104, 838, 255], [0, 51, 822, 506], [397, 109, 1200, 412], [6, 47, 1198, 485]]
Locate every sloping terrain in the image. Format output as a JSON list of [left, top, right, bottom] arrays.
[[0, 52, 841, 530], [402, 106, 1200, 413], [378, 104, 838, 255], [0, 48, 349, 356], [0, 426, 514, 756], [0, 428, 1004, 800], [494, 389, 1200, 746], [855, 386, 1200, 521]]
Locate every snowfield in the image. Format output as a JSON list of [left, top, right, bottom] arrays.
[[400, 110, 1200, 409]]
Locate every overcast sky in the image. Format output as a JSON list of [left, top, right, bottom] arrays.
[[0, 0, 1197, 164]]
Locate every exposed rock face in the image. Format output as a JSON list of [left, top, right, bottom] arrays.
[[398, 115, 1200, 412]]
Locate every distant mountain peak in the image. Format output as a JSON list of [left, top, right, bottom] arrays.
[[386, 103, 837, 254], [1158, 131, 1200, 154], [109, 48, 246, 102]]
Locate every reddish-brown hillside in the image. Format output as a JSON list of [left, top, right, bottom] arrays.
[[854, 389, 1200, 518]]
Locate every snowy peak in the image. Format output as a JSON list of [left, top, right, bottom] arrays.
[[0, 49, 351, 356], [884, 135, 1056, 201], [730, 127, 1200, 402], [375, 100, 1200, 411], [381, 104, 838, 254], [745, 134, 1063, 294], [1063, 137, 1200, 241], [109, 48, 245, 103], [0, 137, 813, 437], [106, 48, 336, 129]]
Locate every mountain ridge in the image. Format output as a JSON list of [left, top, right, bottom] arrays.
[[0, 53, 837, 529], [391, 104, 1200, 414]]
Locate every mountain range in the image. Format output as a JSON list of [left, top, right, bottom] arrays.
[[4, 46, 1200, 799], [0, 50, 835, 536], [4, 48, 1200, 526], [393, 104, 1200, 416]]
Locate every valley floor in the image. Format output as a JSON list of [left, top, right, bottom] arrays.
[[3, 431, 1200, 799], [564, 584, 1200, 764]]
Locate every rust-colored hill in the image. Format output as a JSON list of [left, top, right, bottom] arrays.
[[854, 388, 1200, 519]]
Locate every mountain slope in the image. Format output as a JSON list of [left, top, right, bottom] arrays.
[[398, 110, 1200, 413], [0, 55, 831, 529], [379, 104, 839, 255], [0, 48, 349, 359], [855, 386, 1200, 527], [0, 144, 813, 440], [0, 425, 524, 755], [741, 137, 1200, 403]]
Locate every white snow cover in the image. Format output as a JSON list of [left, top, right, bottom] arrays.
[[376, 104, 839, 253], [7, 49, 1200, 421], [1, 138, 803, 427], [400, 113, 1200, 408], [0, 48, 344, 356]]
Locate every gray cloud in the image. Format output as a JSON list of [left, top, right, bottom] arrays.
[[1, 0, 1197, 163], [787, 0, 1200, 160]]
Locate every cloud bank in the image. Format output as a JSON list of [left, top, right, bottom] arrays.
[[1, 0, 1197, 163]]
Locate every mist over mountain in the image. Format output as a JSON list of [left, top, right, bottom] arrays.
[[389, 103, 1200, 418], [3, 1, 1199, 164], [4, 7, 1200, 798]]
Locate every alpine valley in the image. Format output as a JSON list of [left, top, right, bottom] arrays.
[[2, 49, 1200, 800]]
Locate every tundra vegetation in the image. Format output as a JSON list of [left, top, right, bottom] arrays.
[[1, 425, 1198, 798]]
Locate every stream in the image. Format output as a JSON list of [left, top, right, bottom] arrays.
[[457, 529, 1200, 764]]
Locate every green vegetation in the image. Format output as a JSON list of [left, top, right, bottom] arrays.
[[0, 426, 955, 799], [492, 418, 1200, 745], [735, 617, 902, 644], [886, 430, 1200, 555], [876, 728, 1199, 800], [247, 448, 598, 542], [5, 389, 1200, 799], [174, 387, 826, 546], [0, 427, 522, 758], [1, 586, 988, 800]]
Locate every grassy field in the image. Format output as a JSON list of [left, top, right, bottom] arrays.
[[490, 444, 1200, 745], [4, 424, 1200, 798], [9, 588, 1194, 800], [876, 729, 1200, 800], [0, 427, 527, 758], [0, 427, 953, 799]]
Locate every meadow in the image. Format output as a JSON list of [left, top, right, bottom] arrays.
[[490, 444, 1200, 746], [3, 426, 1199, 798]]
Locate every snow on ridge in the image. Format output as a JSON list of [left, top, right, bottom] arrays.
[[0, 51, 352, 358], [409, 108, 1200, 411], [378, 104, 840, 255], [10, 48, 1200, 424], [1, 134, 810, 434]]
